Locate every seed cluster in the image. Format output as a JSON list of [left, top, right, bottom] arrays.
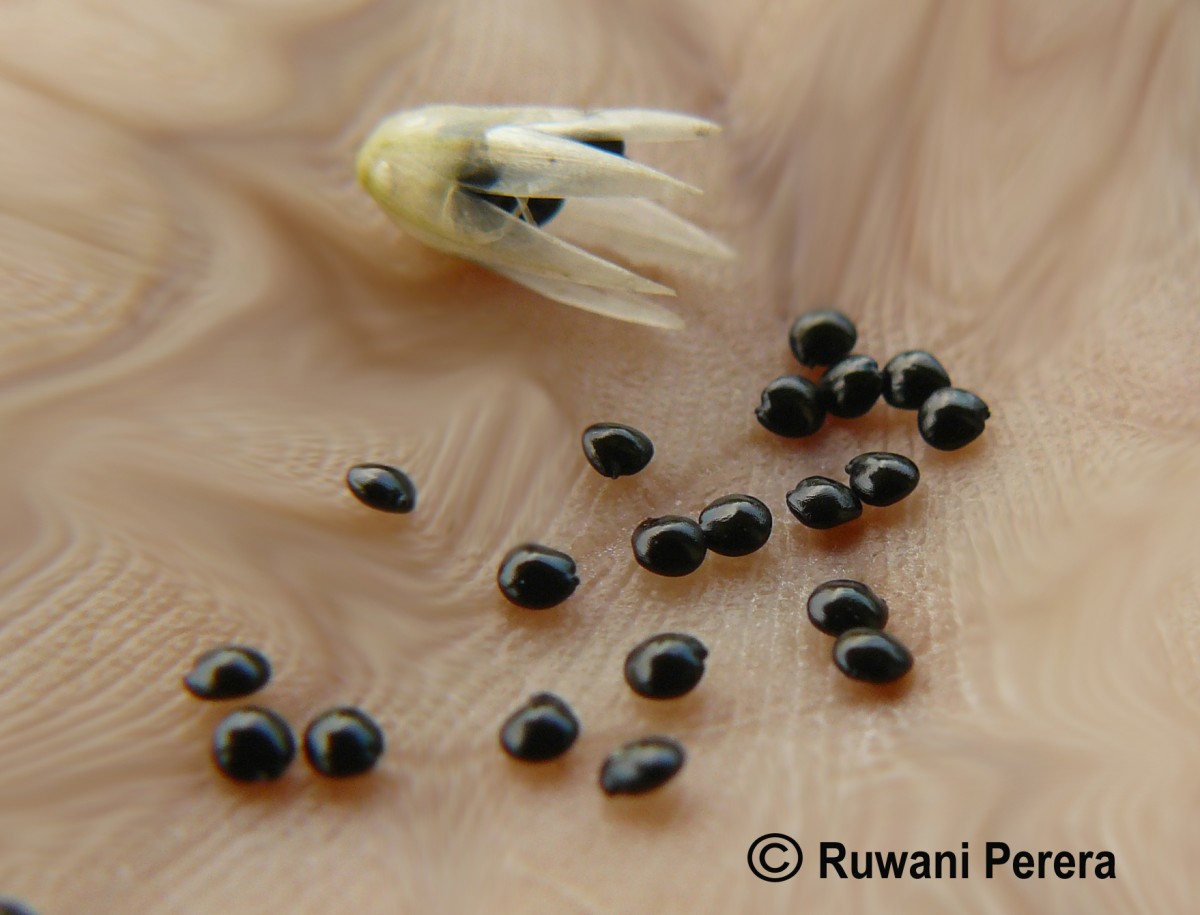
[[329, 308, 985, 799], [182, 645, 385, 782], [759, 311, 990, 452]]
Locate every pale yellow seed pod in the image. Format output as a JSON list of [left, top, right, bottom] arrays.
[[356, 105, 732, 329]]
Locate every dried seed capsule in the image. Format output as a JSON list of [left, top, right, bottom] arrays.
[[304, 707, 385, 778], [497, 544, 579, 609], [844, 452, 920, 507], [211, 707, 296, 782], [807, 580, 889, 636], [500, 692, 580, 762], [581, 422, 654, 478], [346, 463, 417, 513], [788, 309, 857, 367], [624, 633, 709, 699], [755, 376, 825, 438], [833, 628, 913, 683], [631, 516, 707, 576], [881, 350, 951, 409], [918, 387, 990, 451], [818, 355, 883, 418], [698, 494, 772, 556], [785, 476, 862, 529], [183, 645, 272, 701], [599, 736, 686, 796]]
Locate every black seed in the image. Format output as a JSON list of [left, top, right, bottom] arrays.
[[698, 494, 772, 556], [0, 900, 37, 915], [755, 375, 825, 437], [785, 476, 862, 529], [807, 580, 889, 636], [581, 422, 654, 478], [918, 387, 990, 451], [788, 309, 857, 367], [525, 197, 565, 225], [183, 645, 271, 700], [833, 628, 913, 683], [584, 138, 626, 156], [211, 707, 296, 782], [631, 516, 707, 576], [500, 692, 580, 762], [346, 463, 417, 514], [600, 736, 686, 796], [303, 707, 385, 778], [497, 544, 579, 609], [882, 350, 951, 409], [818, 355, 883, 418], [624, 633, 709, 699], [845, 451, 920, 506]]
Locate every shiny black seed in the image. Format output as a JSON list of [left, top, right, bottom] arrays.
[[833, 628, 913, 683], [183, 645, 271, 700], [211, 707, 296, 782], [600, 736, 686, 796], [581, 422, 655, 478], [755, 376, 825, 437], [624, 633, 709, 699], [497, 544, 579, 610], [303, 707, 385, 778], [631, 516, 707, 576], [788, 309, 857, 367], [818, 355, 883, 418], [500, 692, 580, 762], [918, 387, 990, 450], [698, 494, 772, 556], [346, 463, 417, 514], [0, 899, 38, 915], [845, 452, 920, 506], [882, 350, 951, 409], [807, 580, 889, 636], [785, 476, 862, 529]]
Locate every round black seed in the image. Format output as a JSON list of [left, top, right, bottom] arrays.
[[918, 387, 990, 451], [0, 899, 38, 915], [211, 707, 296, 783], [785, 476, 862, 529], [844, 451, 920, 507], [755, 375, 826, 438], [346, 463, 417, 514], [581, 422, 654, 478], [833, 628, 913, 683], [882, 350, 951, 409], [631, 516, 707, 576], [624, 633, 709, 699], [500, 692, 580, 762], [818, 355, 883, 418], [599, 736, 686, 796], [788, 309, 857, 367], [303, 707, 385, 778], [698, 494, 772, 556], [497, 544, 579, 609], [807, 580, 889, 636], [183, 645, 272, 701]]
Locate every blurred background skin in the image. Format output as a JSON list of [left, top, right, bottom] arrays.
[[1, 0, 1198, 911]]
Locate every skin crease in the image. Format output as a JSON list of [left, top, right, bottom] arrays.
[[1, 0, 1199, 912]]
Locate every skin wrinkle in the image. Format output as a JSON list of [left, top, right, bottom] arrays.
[[0, 0, 1198, 912]]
